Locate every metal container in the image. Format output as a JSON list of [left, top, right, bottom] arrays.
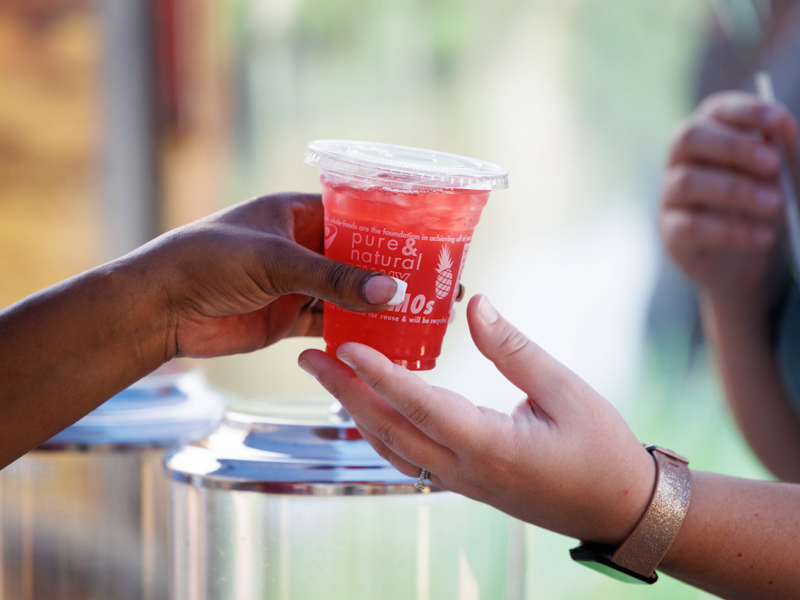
[[0, 365, 224, 600], [166, 399, 525, 600]]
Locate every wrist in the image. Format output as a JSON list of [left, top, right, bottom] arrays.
[[603, 444, 659, 547], [572, 446, 692, 584], [700, 291, 774, 348], [699, 287, 768, 318], [110, 250, 178, 367], [698, 254, 789, 322]]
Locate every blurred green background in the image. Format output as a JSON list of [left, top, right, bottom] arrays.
[[0, 0, 774, 597]]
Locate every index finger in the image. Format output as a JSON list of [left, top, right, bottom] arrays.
[[334, 342, 489, 451], [299, 348, 457, 473], [698, 92, 797, 146]]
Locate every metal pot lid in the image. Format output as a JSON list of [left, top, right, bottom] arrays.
[[42, 365, 225, 450], [165, 397, 437, 496]]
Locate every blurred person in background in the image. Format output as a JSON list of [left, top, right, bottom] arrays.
[[661, 91, 800, 484], [648, 0, 800, 364], [299, 94, 800, 599]]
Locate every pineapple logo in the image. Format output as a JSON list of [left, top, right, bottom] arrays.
[[434, 245, 454, 299]]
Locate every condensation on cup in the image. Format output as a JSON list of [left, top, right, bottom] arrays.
[[304, 140, 508, 370]]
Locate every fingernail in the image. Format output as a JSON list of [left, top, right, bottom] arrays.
[[753, 227, 776, 246], [755, 188, 781, 207], [477, 295, 499, 324], [337, 351, 357, 371], [364, 275, 407, 306], [298, 360, 318, 379], [754, 146, 780, 172]]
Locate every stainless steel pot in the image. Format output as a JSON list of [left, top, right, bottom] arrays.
[[166, 398, 525, 600], [0, 365, 224, 600]]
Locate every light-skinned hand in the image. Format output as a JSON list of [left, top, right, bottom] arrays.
[[299, 294, 655, 546]]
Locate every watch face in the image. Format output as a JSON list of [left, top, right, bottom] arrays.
[[570, 544, 657, 585]]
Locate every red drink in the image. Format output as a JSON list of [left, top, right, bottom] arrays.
[[322, 177, 488, 369], [305, 140, 507, 370]]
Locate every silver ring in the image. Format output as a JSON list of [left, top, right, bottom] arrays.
[[414, 468, 430, 491]]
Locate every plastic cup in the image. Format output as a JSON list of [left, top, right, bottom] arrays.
[[304, 140, 508, 370]]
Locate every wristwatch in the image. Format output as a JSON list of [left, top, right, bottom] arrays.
[[570, 444, 692, 584]]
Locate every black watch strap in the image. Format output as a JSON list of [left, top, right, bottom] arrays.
[[570, 543, 657, 584]]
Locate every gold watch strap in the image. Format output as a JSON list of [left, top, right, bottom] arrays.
[[611, 445, 692, 578]]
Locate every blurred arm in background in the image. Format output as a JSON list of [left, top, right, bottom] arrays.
[[0, 193, 403, 469], [660, 92, 800, 481], [647, 0, 800, 363]]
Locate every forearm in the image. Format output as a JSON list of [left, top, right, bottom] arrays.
[[661, 471, 800, 599], [0, 255, 170, 468], [701, 293, 800, 481]]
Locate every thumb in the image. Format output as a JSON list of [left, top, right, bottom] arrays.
[[467, 294, 580, 417], [264, 239, 406, 312]]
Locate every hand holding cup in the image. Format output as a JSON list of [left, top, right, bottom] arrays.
[[299, 294, 655, 546]]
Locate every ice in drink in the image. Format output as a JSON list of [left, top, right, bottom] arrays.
[[304, 140, 507, 370]]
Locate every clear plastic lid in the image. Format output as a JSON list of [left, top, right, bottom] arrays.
[[303, 139, 508, 191]]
